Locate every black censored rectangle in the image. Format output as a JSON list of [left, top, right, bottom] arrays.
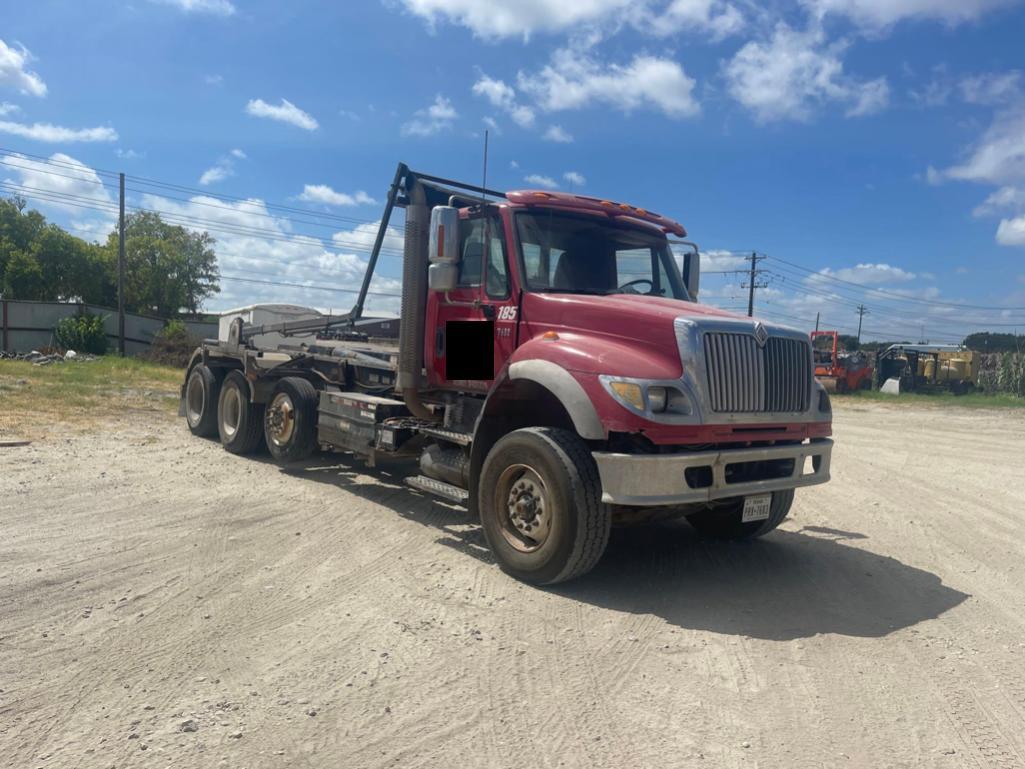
[[445, 320, 494, 380]]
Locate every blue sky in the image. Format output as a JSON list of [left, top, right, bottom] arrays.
[[2, 0, 1025, 341]]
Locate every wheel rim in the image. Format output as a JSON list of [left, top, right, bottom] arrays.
[[265, 392, 296, 448], [221, 385, 242, 439], [185, 371, 205, 427], [494, 464, 552, 553]]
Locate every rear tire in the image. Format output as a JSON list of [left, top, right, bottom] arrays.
[[686, 489, 794, 540], [217, 370, 265, 455], [478, 427, 611, 585], [184, 364, 222, 438], [264, 377, 319, 463]]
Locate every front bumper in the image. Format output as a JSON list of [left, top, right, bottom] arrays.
[[592, 439, 833, 506]]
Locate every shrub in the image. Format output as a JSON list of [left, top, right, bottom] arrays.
[[142, 319, 199, 367], [54, 312, 108, 355]]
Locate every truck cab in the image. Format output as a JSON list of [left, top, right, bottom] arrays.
[[181, 163, 833, 585]]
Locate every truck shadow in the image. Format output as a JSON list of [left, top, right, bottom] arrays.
[[556, 523, 968, 640], [278, 456, 968, 642]]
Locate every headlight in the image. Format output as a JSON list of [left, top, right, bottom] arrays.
[[648, 386, 668, 412], [608, 381, 644, 410]]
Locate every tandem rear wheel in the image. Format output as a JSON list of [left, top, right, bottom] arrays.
[[217, 370, 265, 455], [264, 377, 319, 463]]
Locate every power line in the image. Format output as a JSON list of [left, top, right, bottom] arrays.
[[0, 146, 383, 227], [767, 254, 1025, 311]]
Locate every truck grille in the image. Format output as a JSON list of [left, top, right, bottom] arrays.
[[703, 333, 811, 413]]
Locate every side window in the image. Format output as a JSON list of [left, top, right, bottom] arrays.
[[458, 219, 484, 287], [485, 233, 510, 298], [458, 215, 508, 296]]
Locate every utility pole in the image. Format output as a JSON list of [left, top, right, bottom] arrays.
[[815, 311, 820, 332], [742, 252, 767, 317], [856, 304, 867, 346], [118, 172, 126, 356]]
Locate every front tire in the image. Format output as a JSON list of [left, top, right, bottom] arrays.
[[264, 377, 319, 463], [184, 364, 222, 437], [478, 427, 611, 585], [686, 489, 794, 540], [217, 370, 265, 455]]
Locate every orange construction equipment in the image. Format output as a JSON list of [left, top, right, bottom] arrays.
[[811, 330, 873, 393]]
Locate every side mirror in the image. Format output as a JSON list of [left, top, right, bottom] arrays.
[[429, 262, 458, 293], [680, 244, 700, 300], [429, 206, 460, 264]]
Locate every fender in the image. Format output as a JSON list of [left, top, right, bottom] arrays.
[[505, 359, 604, 440]]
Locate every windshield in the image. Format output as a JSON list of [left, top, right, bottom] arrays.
[[515, 211, 689, 300]]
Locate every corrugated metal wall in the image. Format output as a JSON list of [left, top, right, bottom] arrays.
[[1, 300, 217, 355]]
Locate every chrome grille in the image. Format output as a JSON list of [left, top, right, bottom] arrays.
[[703, 333, 811, 413]]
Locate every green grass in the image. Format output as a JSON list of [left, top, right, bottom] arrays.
[[0, 356, 184, 436], [835, 388, 1025, 409]]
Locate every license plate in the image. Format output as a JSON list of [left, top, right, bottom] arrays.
[[742, 494, 772, 523]]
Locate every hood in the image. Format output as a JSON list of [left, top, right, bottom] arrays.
[[522, 292, 746, 336]]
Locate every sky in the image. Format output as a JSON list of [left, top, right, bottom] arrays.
[[1, 0, 1025, 342]]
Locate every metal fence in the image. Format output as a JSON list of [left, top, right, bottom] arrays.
[[0, 299, 218, 356]]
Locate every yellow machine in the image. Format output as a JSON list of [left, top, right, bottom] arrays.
[[878, 345, 977, 394]]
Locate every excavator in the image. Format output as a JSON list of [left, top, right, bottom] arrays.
[[811, 330, 873, 394]]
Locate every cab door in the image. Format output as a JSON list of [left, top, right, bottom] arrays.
[[425, 210, 517, 391]]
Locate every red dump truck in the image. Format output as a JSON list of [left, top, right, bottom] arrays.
[[180, 163, 833, 584]]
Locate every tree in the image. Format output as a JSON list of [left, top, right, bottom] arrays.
[[1, 196, 98, 302], [100, 211, 220, 316]]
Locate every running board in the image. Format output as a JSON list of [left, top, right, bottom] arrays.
[[405, 475, 470, 504], [419, 426, 472, 446]]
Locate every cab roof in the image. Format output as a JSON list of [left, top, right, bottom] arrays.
[[505, 189, 686, 237]]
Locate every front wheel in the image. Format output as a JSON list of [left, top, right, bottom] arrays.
[[685, 489, 794, 540], [478, 427, 611, 585]]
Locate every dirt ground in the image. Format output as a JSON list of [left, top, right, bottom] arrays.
[[2, 400, 1025, 769]]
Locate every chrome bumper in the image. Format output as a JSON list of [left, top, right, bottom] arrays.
[[592, 439, 833, 506]]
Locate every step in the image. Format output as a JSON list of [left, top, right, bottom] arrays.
[[419, 426, 473, 446], [405, 475, 470, 504]]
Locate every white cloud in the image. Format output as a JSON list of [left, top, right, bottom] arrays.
[[150, 0, 236, 15], [139, 193, 404, 314], [298, 184, 377, 207], [563, 171, 586, 186], [0, 120, 117, 142], [802, 0, 1016, 29], [974, 186, 1025, 217], [543, 125, 573, 142], [645, 0, 745, 39], [0, 39, 47, 97], [941, 110, 1025, 185], [245, 98, 319, 131], [524, 174, 558, 189], [996, 216, 1025, 245], [959, 71, 1022, 106], [198, 148, 246, 186], [401, 94, 458, 137], [0, 101, 19, 116], [396, 0, 632, 39], [472, 74, 535, 127], [724, 24, 889, 122], [808, 263, 916, 285], [199, 165, 230, 186], [204, 74, 224, 86], [519, 48, 699, 118], [1, 152, 115, 239], [115, 148, 142, 160]]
